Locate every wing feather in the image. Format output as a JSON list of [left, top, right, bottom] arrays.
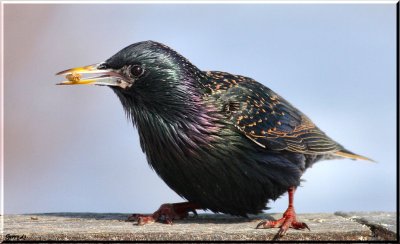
[[204, 73, 344, 154]]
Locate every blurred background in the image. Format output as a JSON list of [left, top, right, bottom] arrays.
[[4, 3, 396, 215]]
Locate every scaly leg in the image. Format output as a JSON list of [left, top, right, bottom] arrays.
[[256, 187, 310, 236]]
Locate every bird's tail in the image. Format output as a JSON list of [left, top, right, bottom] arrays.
[[334, 149, 375, 162]]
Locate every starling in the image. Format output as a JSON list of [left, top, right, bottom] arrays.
[[57, 41, 371, 236]]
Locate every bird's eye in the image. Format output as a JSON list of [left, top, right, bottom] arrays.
[[97, 63, 109, 70], [130, 65, 144, 78]]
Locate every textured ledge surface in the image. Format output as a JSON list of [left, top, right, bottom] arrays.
[[2, 212, 397, 241]]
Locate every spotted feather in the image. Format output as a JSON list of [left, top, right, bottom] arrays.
[[203, 72, 348, 155]]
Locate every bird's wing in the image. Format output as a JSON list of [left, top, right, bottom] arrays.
[[204, 72, 344, 154]]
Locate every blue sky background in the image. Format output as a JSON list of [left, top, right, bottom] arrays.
[[4, 3, 396, 215]]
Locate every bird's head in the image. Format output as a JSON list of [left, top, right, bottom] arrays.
[[57, 41, 205, 115]]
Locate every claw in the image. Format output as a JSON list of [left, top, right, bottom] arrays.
[[292, 221, 310, 231], [256, 220, 275, 229], [256, 218, 285, 229], [127, 202, 200, 225], [256, 221, 266, 229], [277, 227, 286, 237], [137, 216, 155, 225], [127, 214, 138, 222], [128, 214, 156, 225]]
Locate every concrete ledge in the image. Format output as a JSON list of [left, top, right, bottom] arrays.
[[2, 212, 397, 241], [335, 211, 397, 241]]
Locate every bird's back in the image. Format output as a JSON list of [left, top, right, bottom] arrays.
[[201, 71, 369, 163]]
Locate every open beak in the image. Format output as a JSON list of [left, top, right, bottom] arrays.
[[56, 63, 130, 88]]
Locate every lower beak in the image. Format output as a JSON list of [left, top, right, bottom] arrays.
[[56, 63, 129, 88]]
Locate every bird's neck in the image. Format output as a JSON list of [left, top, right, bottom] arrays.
[[120, 93, 222, 167], [114, 85, 221, 144]]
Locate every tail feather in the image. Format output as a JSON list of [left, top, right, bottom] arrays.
[[335, 149, 375, 162]]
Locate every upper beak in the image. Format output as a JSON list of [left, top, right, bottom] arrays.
[[56, 63, 130, 88]]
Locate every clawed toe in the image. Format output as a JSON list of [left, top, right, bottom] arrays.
[[256, 219, 282, 229], [127, 202, 201, 226], [256, 220, 267, 229], [292, 221, 310, 231], [127, 214, 156, 225], [256, 216, 310, 237], [256, 187, 311, 237], [127, 213, 142, 222], [138, 215, 157, 225]]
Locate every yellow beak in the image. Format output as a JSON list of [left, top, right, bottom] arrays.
[[56, 63, 129, 88]]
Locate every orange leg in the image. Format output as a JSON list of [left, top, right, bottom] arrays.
[[128, 202, 201, 225], [256, 187, 310, 236]]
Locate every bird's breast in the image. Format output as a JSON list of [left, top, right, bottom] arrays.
[[131, 102, 305, 215]]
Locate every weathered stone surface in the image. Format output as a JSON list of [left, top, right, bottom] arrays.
[[335, 211, 397, 241], [1, 212, 394, 241]]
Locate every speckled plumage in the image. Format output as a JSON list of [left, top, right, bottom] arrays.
[[98, 41, 367, 216]]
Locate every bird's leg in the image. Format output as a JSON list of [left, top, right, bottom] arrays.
[[127, 202, 201, 225], [256, 187, 310, 236]]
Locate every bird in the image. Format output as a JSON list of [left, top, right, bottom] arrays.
[[56, 41, 371, 237]]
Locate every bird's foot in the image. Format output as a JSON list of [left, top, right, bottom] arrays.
[[256, 207, 310, 237], [127, 202, 200, 225]]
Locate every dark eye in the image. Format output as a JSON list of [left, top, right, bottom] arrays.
[[130, 65, 144, 77], [97, 63, 109, 70]]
